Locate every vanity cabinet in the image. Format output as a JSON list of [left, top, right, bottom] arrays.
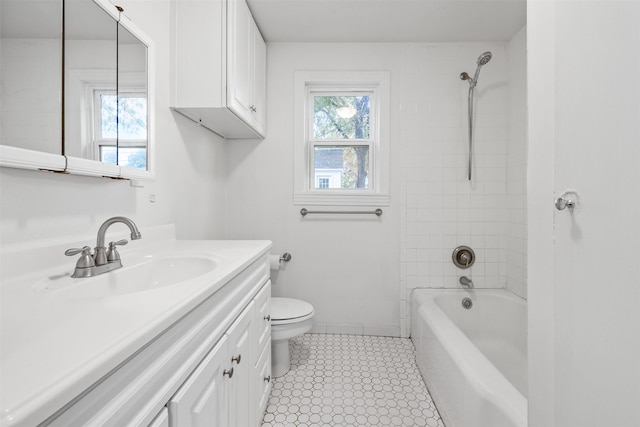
[[43, 256, 271, 427], [168, 284, 272, 427], [171, 0, 266, 139]]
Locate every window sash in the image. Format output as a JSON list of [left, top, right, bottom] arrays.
[[306, 88, 377, 193], [93, 89, 147, 164]]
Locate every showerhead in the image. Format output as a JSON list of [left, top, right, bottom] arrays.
[[477, 51, 492, 66], [461, 51, 493, 88]]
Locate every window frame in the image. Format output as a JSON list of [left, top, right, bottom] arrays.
[[294, 71, 390, 206], [93, 88, 148, 168]]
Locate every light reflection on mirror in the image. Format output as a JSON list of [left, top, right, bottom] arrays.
[[115, 22, 148, 170], [0, 0, 62, 154], [64, 0, 117, 161]]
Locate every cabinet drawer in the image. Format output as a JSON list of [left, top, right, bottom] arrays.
[[254, 280, 271, 355]]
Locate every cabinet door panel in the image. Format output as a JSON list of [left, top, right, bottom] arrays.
[[254, 338, 272, 425], [227, 0, 252, 120], [168, 336, 229, 427], [254, 280, 271, 353], [251, 20, 266, 133], [227, 301, 254, 427]]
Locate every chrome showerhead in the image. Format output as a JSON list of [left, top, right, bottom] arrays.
[[477, 51, 492, 66]]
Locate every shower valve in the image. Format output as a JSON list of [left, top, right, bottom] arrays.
[[452, 246, 476, 269]]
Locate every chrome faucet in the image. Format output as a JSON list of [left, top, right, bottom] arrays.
[[65, 217, 142, 278], [459, 276, 474, 289]]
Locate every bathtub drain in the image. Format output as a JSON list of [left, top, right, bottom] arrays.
[[461, 297, 473, 309]]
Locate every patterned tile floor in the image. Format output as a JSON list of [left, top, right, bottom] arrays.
[[261, 334, 445, 427]]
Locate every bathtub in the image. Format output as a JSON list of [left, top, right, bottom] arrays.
[[410, 289, 527, 427]]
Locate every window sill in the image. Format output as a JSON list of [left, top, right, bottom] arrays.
[[293, 192, 390, 207]]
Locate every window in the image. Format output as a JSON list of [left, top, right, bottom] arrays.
[[94, 89, 147, 170], [312, 93, 371, 190], [294, 71, 390, 206]]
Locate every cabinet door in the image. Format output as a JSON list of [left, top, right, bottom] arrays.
[[226, 302, 255, 427], [167, 336, 229, 427], [254, 338, 272, 425], [250, 20, 266, 134], [148, 408, 169, 427], [254, 280, 271, 353], [227, 0, 253, 122]]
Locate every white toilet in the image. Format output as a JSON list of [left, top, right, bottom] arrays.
[[271, 297, 314, 378]]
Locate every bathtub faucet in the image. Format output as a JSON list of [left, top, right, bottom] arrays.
[[459, 276, 474, 289]]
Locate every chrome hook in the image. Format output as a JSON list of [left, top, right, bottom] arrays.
[[555, 191, 579, 211]]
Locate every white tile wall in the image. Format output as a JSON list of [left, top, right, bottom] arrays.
[[400, 39, 527, 336]]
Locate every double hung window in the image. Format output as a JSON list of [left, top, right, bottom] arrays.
[[294, 71, 390, 206], [94, 89, 147, 170]]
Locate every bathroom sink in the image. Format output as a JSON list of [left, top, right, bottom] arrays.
[[34, 255, 218, 300]]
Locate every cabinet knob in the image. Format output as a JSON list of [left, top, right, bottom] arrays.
[[264, 375, 271, 382], [223, 367, 234, 378], [264, 315, 271, 321], [250, 105, 257, 113], [231, 354, 241, 365]]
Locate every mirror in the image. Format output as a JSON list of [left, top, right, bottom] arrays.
[[0, 0, 153, 179], [64, 0, 118, 161], [0, 0, 63, 154], [115, 22, 148, 171]]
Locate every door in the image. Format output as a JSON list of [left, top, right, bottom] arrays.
[[167, 336, 229, 427], [528, 1, 640, 426], [227, 0, 252, 121], [226, 302, 255, 427]]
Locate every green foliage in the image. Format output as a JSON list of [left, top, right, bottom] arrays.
[[313, 94, 370, 189], [313, 95, 370, 140]]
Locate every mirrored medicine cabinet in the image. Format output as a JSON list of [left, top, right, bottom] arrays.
[[0, 0, 154, 180]]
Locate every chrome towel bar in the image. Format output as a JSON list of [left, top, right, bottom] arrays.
[[300, 208, 383, 217]]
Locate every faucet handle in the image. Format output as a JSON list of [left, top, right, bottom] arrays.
[[65, 246, 92, 257], [65, 246, 95, 268], [106, 239, 128, 262]]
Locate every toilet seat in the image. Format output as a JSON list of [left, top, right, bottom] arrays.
[[271, 297, 314, 325]]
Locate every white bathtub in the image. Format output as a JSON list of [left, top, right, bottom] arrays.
[[410, 289, 527, 427]]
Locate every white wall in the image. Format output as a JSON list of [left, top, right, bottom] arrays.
[[225, 43, 403, 337], [1, 38, 62, 154], [399, 41, 529, 334], [226, 40, 526, 337], [0, 0, 226, 245], [528, 1, 640, 426], [505, 27, 527, 299]]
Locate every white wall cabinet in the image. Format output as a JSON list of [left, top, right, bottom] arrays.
[[171, 0, 266, 139], [44, 256, 271, 427]]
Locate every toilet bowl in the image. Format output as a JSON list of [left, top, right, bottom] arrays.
[[271, 297, 314, 378]]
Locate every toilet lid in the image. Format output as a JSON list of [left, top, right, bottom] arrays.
[[271, 297, 314, 324]]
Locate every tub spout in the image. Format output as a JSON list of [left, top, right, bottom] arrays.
[[459, 276, 474, 289]]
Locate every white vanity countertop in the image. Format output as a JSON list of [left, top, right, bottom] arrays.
[[0, 226, 271, 427]]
